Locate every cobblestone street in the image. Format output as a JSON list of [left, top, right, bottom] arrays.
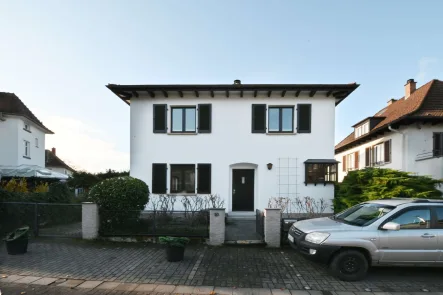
[[1, 238, 443, 293]]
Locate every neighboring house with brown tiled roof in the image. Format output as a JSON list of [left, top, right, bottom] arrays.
[[45, 147, 75, 177], [335, 79, 443, 182], [0, 92, 53, 167]]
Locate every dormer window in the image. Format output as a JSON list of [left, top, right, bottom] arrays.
[[355, 122, 369, 138]]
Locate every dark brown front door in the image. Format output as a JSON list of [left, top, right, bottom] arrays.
[[232, 169, 254, 211]]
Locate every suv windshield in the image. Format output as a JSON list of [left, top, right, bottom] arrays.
[[332, 203, 395, 227]]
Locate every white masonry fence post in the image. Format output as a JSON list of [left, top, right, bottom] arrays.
[[264, 208, 281, 247], [208, 208, 225, 246], [82, 202, 99, 240]]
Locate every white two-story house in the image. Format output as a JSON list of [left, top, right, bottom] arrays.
[[335, 79, 443, 182], [107, 80, 359, 213], [0, 92, 53, 168]]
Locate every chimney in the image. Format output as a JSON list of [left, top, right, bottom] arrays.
[[52, 147, 56, 155], [387, 98, 397, 106], [405, 78, 416, 99], [233, 79, 241, 85]]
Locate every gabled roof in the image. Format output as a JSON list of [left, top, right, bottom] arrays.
[[335, 79, 443, 154], [45, 150, 75, 172], [0, 92, 53, 134], [106, 82, 360, 106]]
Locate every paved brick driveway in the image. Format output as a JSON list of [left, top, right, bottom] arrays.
[[1, 238, 443, 292]]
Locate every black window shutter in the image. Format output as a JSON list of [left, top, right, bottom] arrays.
[[152, 163, 167, 193], [434, 133, 441, 157], [197, 164, 211, 194], [198, 104, 212, 133], [153, 104, 167, 133], [252, 104, 266, 133], [297, 104, 311, 133], [365, 147, 370, 167], [384, 140, 391, 162]]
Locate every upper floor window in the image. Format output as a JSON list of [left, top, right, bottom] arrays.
[[433, 133, 443, 157], [23, 140, 30, 158], [172, 107, 196, 133], [304, 160, 337, 184], [153, 104, 211, 134], [268, 107, 294, 133], [252, 104, 311, 134], [355, 122, 369, 138], [23, 123, 31, 132], [35, 138, 38, 148]]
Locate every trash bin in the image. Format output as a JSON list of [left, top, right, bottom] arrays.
[[4, 226, 29, 255]]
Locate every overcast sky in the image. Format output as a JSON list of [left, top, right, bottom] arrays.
[[1, 1, 442, 172]]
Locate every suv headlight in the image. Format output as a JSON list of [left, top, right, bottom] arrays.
[[305, 232, 330, 244]]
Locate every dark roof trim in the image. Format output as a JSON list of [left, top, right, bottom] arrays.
[[106, 83, 359, 106], [351, 116, 386, 128], [304, 159, 339, 164], [335, 116, 443, 154]]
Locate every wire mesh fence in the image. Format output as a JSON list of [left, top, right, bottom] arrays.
[[0, 202, 82, 238], [99, 209, 209, 237]]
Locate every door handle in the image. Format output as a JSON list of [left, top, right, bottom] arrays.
[[421, 233, 436, 238], [233, 189, 236, 195]]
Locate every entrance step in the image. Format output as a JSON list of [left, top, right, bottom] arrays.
[[226, 213, 255, 221], [224, 240, 266, 246]]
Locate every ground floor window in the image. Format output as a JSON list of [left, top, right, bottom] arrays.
[[152, 163, 211, 194], [170, 164, 195, 193], [304, 160, 338, 184]]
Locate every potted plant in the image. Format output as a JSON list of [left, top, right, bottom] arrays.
[[159, 236, 190, 262], [4, 226, 30, 255]]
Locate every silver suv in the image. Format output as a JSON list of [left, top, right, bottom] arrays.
[[288, 198, 443, 281]]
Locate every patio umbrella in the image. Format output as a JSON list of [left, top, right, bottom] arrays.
[[0, 165, 69, 180]]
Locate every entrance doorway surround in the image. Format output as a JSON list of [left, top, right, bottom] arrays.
[[229, 163, 258, 214]]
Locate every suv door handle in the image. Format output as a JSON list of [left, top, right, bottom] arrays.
[[421, 233, 436, 238]]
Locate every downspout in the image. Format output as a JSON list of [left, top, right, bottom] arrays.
[[388, 125, 406, 172]]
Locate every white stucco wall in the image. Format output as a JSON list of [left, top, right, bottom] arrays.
[[130, 92, 337, 213], [0, 116, 46, 167], [335, 124, 443, 182]]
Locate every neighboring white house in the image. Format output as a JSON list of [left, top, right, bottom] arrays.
[[107, 80, 359, 213], [0, 92, 53, 167], [335, 79, 443, 182], [45, 147, 76, 177]]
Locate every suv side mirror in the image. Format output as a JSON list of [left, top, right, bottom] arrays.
[[382, 222, 400, 231]]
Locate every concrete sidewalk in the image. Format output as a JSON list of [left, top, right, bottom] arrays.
[[0, 280, 439, 295]]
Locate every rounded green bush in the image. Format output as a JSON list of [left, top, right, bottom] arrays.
[[89, 176, 149, 211]]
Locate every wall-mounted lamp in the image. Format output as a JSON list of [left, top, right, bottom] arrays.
[[267, 163, 273, 170]]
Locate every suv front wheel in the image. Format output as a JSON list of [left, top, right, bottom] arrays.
[[329, 250, 369, 281]]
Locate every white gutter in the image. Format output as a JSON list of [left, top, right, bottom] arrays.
[[388, 125, 405, 171]]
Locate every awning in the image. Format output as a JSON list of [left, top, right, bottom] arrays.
[[0, 165, 69, 180]]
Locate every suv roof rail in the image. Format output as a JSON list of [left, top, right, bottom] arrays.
[[411, 199, 443, 203]]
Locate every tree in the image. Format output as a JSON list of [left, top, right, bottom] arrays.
[[67, 169, 130, 192], [334, 168, 442, 212]]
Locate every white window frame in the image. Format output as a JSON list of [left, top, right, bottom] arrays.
[[355, 122, 370, 138], [24, 122, 31, 132], [346, 153, 355, 171], [24, 140, 30, 158], [35, 138, 38, 147], [372, 142, 384, 166]]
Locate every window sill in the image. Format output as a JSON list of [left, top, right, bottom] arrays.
[[23, 156, 31, 159], [304, 181, 336, 186], [167, 193, 197, 196], [167, 132, 198, 135], [266, 132, 297, 135], [23, 128, 31, 133]]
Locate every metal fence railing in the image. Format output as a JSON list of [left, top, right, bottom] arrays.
[[99, 209, 209, 237], [0, 202, 82, 238]]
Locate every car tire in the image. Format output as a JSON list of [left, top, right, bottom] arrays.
[[329, 250, 368, 281]]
